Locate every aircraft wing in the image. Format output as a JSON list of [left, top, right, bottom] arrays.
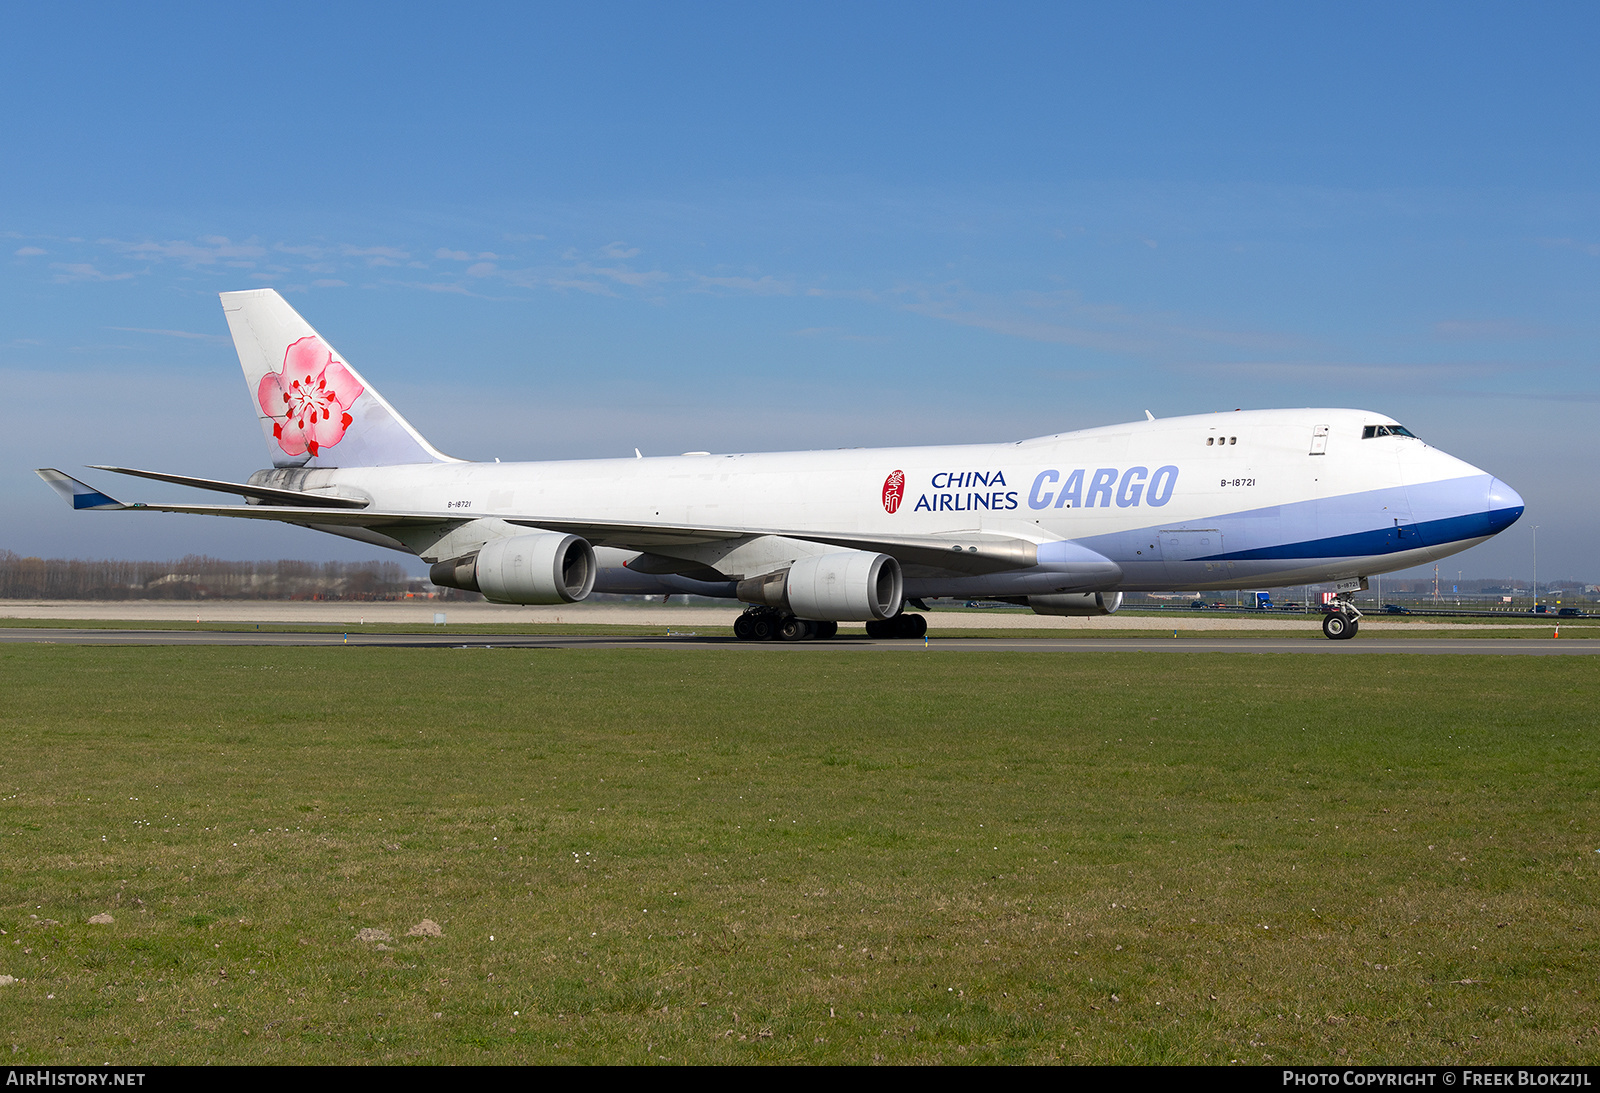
[[37, 470, 1047, 575], [506, 517, 1038, 574]]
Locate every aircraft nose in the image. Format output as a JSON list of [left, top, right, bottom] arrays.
[[1485, 477, 1525, 535]]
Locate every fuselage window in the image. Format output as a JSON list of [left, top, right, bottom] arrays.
[[1229, 436, 1237, 445], [1206, 437, 1214, 445]]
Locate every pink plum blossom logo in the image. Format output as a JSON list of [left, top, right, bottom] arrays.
[[257, 336, 364, 458]]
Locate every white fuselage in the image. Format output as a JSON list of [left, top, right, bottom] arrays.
[[261, 407, 1522, 598]]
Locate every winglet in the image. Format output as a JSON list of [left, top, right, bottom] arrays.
[[35, 469, 128, 510]]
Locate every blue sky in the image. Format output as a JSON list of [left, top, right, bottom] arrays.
[[4, 3, 1596, 583]]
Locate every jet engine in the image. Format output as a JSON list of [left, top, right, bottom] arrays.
[[1027, 591, 1122, 616], [430, 533, 597, 604], [736, 551, 903, 621]]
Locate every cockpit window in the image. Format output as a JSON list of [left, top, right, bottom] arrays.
[[1362, 424, 1418, 439]]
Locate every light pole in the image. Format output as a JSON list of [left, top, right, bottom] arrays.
[[1532, 525, 1540, 609]]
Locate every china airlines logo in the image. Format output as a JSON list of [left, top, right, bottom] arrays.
[[257, 336, 364, 458], [882, 469, 905, 514]]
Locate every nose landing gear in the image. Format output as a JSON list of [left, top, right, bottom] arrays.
[[1321, 595, 1363, 640]]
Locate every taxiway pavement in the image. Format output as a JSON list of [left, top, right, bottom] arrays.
[[3, 628, 1594, 654]]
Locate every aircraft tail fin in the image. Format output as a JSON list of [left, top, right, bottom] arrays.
[[220, 289, 456, 468]]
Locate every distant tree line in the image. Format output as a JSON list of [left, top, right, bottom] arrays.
[[0, 552, 451, 600]]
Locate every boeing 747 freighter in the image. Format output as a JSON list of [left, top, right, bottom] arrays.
[[38, 289, 1525, 640]]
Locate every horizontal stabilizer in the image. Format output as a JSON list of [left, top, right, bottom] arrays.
[[35, 469, 127, 510], [80, 501, 445, 528], [88, 465, 369, 509]]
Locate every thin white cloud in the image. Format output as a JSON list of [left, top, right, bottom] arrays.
[[340, 245, 410, 259], [907, 299, 1155, 353], [538, 276, 618, 297], [108, 326, 225, 341], [1181, 359, 1506, 384], [1540, 237, 1600, 258], [12, 232, 1300, 368], [333, 244, 412, 268], [898, 282, 1303, 357], [50, 262, 134, 283], [1433, 319, 1547, 341], [694, 274, 795, 296], [1448, 388, 1600, 404], [106, 237, 267, 265], [13, 246, 46, 257], [787, 326, 888, 343], [583, 263, 668, 289]]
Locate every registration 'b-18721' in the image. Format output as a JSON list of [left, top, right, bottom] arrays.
[[38, 290, 1524, 640]]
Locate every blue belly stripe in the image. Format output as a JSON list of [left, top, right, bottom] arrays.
[[1197, 505, 1524, 561]]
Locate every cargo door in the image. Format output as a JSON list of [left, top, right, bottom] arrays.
[[1161, 529, 1225, 585]]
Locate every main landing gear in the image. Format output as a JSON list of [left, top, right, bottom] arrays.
[[731, 607, 927, 641], [865, 613, 927, 639], [733, 606, 839, 642], [1321, 596, 1363, 640]]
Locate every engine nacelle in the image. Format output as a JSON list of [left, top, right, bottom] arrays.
[[1028, 591, 1122, 616], [735, 551, 903, 621], [430, 533, 597, 604]]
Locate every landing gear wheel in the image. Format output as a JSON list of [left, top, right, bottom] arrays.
[[778, 616, 814, 642], [1322, 613, 1355, 640], [866, 614, 926, 639], [734, 613, 756, 641], [813, 621, 838, 640], [748, 614, 776, 641], [895, 613, 927, 639]]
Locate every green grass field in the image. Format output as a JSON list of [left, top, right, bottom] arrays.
[[0, 646, 1596, 1064]]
